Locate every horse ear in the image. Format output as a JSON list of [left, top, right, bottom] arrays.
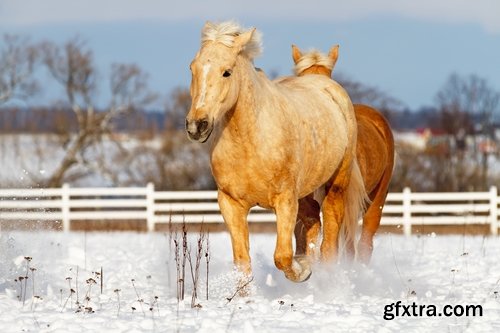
[[291, 44, 303, 64], [329, 45, 339, 63], [234, 28, 256, 53], [202, 21, 214, 33]]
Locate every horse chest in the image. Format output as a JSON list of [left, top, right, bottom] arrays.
[[210, 142, 294, 205]]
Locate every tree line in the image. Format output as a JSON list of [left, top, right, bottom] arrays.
[[1, 34, 499, 191]]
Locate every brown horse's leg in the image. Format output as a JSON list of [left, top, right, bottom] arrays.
[[320, 185, 344, 261], [275, 193, 312, 282], [358, 205, 381, 264], [218, 190, 251, 275], [295, 194, 321, 257], [358, 183, 388, 264], [320, 149, 356, 261]]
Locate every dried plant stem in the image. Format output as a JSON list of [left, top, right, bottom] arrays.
[[84, 278, 96, 308], [18, 278, 24, 303], [76, 266, 80, 306], [188, 226, 206, 307], [131, 279, 145, 316], [30, 268, 36, 311], [181, 221, 188, 301], [67, 278, 74, 310], [22, 257, 31, 306], [61, 288, 74, 312], [226, 276, 254, 304], [205, 232, 210, 301], [174, 235, 182, 301], [114, 289, 121, 317]]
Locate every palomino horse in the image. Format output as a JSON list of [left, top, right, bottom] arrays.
[[291, 45, 395, 263], [186, 21, 367, 282]]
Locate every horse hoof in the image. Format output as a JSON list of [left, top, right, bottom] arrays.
[[357, 243, 373, 264], [286, 256, 312, 282], [301, 270, 312, 282]]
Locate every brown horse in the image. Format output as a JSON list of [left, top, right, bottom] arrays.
[[186, 21, 368, 283], [291, 45, 395, 263]]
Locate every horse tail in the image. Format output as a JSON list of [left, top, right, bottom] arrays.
[[340, 157, 370, 257]]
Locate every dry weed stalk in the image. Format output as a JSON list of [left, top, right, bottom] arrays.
[[205, 232, 210, 301], [226, 276, 254, 304], [173, 220, 189, 302], [30, 267, 37, 311], [181, 221, 188, 300], [61, 276, 75, 312], [188, 225, 206, 308], [22, 256, 32, 306], [131, 279, 145, 316], [171, 220, 211, 305], [114, 288, 121, 317]]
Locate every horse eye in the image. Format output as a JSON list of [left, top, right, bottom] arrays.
[[223, 70, 232, 77]]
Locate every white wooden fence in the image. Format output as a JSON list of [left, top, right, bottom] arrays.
[[0, 184, 499, 235]]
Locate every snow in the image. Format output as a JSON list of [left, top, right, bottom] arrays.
[[1, 230, 500, 332]]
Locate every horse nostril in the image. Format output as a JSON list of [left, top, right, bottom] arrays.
[[197, 120, 209, 133], [185, 119, 189, 130]]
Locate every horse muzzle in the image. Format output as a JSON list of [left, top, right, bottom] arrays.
[[186, 118, 213, 143]]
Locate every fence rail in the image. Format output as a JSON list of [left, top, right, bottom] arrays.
[[0, 184, 499, 235]]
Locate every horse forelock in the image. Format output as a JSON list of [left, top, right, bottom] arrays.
[[201, 21, 262, 61], [294, 49, 334, 75]]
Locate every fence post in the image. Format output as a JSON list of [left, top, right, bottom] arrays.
[[490, 186, 498, 236], [402, 187, 412, 236], [61, 183, 70, 232], [146, 183, 155, 232]]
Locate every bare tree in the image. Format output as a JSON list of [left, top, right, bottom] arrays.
[[435, 73, 500, 190], [437, 73, 500, 134], [40, 36, 157, 187], [0, 34, 38, 104], [165, 87, 190, 130], [335, 72, 402, 119], [160, 87, 213, 189], [105, 86, 213, 190]]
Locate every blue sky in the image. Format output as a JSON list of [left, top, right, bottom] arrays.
[[1, 0, 499, 110]]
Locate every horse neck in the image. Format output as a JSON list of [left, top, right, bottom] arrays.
[[220, 59, 269, 141]]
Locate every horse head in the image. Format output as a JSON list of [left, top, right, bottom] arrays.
[[186, 21, 261, 142]]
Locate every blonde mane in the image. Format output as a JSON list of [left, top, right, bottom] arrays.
[[201, 21, 262, 61], [294, 49, 334, 75]]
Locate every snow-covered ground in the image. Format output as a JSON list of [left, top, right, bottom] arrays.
[[1, 230, 500, 332]]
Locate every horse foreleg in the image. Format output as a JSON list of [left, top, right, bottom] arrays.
[[295, 194, 321, 257], [218, 191, 251, 276], [275, 193, 312, 282]]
